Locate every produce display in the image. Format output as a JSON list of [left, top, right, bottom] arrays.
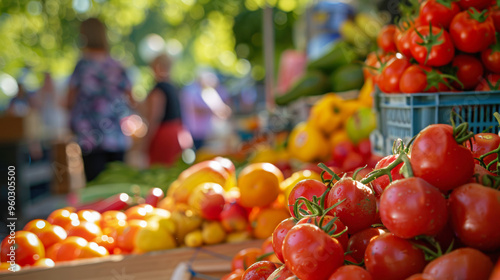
[[222, 117, 500, 280], [367, 0, 500, 93]]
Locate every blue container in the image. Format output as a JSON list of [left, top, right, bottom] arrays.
[[371, 90, 500, 156]]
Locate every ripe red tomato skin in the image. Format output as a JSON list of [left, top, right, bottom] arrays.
[[410, 124, 475, 192], [491, 6, 500, 31], [379, 177, 448, 239], [328, 265, 373, 280], [406, 274, 436, 280], [410, 25, 455, 67], [465, 132, 500, 169], [457, 0, 492, 10], [399, 65, 449, 93], [369, 155, 404, 197], [266, 265, 294, 280], [476, 74, 500, 91], [449, 183, 500, 251], [451, 54, 484, 90], [241, 261, 277, 280], [419, 0, 461, 29], [423, 247, 493, 280], [272, 217, 297, 263], [481, 47, 500, 74], [326, 178, 378, 234], [377, 25, 397, 53], [378, 57, 412, 93], [364, 233, 426, 280], [298, 215, 348, 251], [287, 179, 327, 217], [470, 163, 495, 184], [449, 8, 496, 53], [346, 227, 386, 263], [282, 224, 344, 280], [395, 25, 418, 58]]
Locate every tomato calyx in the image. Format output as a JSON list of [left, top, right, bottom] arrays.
[[293, 197, 348, 237], [475, 112, 500, 175], [450, 114, 474, 145], [360, 151, 413, 185], [467, 7, 489, 23], [318, 162, 341, 187], [435, 0, 458, 9], [255, 252, 275, 262], [410, 235, 454, 262], [422, 68, 462, 91], [414, 23, 445, 65]]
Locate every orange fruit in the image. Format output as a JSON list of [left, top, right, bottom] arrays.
[[32, 258, 55, 268], [47, 209, 78, 230], [1, 231, 45, 266], [66, 221, 102, 241], [77, 210, 102, 225], [0, 262, 21, 272], [78, 242, 109, 259], [45, 242, 61, 261], [93, 235, 116, 253], [124, 204, 154, 221], [252, 207, 290, 239], [53, 236, 88, 262], [231, 248, 262, 271], [116, 220, 147, 252], [237, 163, 283, 208], [23, 219, 67, 249], [100, 210, 127, 229]]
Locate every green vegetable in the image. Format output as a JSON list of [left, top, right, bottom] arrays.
[[307, 40, 359, 73], [275, 71, 330, 106], [330, 63, 365, 92]]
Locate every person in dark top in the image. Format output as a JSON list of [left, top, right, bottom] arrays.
[[144, 54, 192, 166]]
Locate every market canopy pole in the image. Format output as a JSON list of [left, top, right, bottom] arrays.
[[263, 3, 275, 112]]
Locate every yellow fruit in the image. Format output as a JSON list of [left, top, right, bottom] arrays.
[[329, 130, 350, 149], [171, 210, 203, 244], [157, 196, 176, 212], [184, 230, 203, 247], [238, 163, 283, 208], [288, 122, 330, 163], [226, 231, 252, 243], [280, 170, 322, 202], [135, 223, 176, 252], [202, 221, 226, 245]]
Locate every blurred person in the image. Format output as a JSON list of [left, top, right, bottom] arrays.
[[180, 68, 232, 150], [143, 53, 192, 166], [66, 17, 133, 182]]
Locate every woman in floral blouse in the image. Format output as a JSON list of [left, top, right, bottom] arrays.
[[66, 17, 133, 182]]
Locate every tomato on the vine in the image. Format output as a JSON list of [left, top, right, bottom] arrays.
[[326, 177, 378, 234], [377, 25, 397, 53], [328, 265, 373, 280], [410, 25, 455, 67], [419, 0, 461, 29], [475, 74, 500, 91], [481, 39, 500, 74], [297, 215, 348, 251], [409, 124, 475, 192], [377, 56, 412, 93], [287, 179, 327, 217], [346, 227, 387, 263], [449, 8, 496, 53], [449, 183, 500, 251], [451, 54, 484, 90], [423, 248, 494, 279], [465, 132, 500, 169], [364, 233, 426, 280], [241, 261, 277, 280], [272, 217, 297, 263], [399, 65, 453, 93], [395, 21, 420, 58], [379, 177, 448, 238], [282, 224, 344, 280], [368, 154, 405, 197], [457, 0, 492, 10]]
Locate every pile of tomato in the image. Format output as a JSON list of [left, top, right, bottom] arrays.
[[366, 0, 500, 93], [222, 119, 500, 280]]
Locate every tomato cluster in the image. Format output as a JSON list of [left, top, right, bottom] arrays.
[[228, 119, 500, 280], [366, 0, 500, 93]]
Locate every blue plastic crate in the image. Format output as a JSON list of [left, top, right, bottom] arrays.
[[371, 90, 500, 156]]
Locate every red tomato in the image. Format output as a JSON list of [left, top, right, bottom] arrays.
[[450, 8, 496, 53], [399, 65, 451, 93], [406, 274, 436, 280], [364, 233, 426, 280], [470, 163, 496, 184], [475, 73, 500, 91], [328, 265, 373, 280], [410, 124, 475, 192], [409, 25, 454, 67], [221, 269, 244, 280], [419, 0, 461, 29], [340, 152, 365, 173], [1, 231, 45, 266], [378, 56, 412, 93], [241, 261, 277, 280], [347, 227, 386, 263], [380, 177, 448, 238], [395, 23, 419, 58], [282, 224, 344, 280], [457, 0, 492, 10], [377, 25, 397, 53], [449, 183, 500, 251], [356, 138, 372, 160], [297, 216, 348, 251], [481, 42, 500, 74], [287, 179, 327, 218], [491, 5, 500, 31], [465, 132, 500, 169], [331, 141, 356, 166], [272, 217, 297, 263], [451, 54, 484, 90], [231, 248, 262, 271], [368, 154, 405, 197], [326, 177, 378, 234], [423, 248, 493, 279], [266, 265, 295, 280]]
